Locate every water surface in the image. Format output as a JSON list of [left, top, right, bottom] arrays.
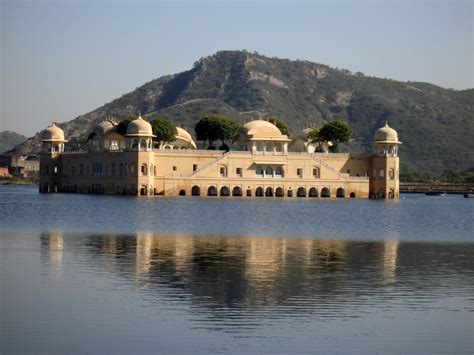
[[0, 186, 473, 354]]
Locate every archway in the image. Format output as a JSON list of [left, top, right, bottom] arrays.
[[207, 186, 217, 196], [337, 188, 345, 198], [350, 192, 356, 198], [220, 186, 230, 196], [255, 187, 264, 197], [309, 187, 318, 197], [265, 187, 273, 197], [179, 190, 186, 196], [191, 186, 201, 196], [297, 187, 306, 197], [275, 187, 284, 197], [321, 187, 330, 198], [232, 186, 242, 196]]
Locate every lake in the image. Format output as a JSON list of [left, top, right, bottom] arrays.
[[1, 185, 473, 354]]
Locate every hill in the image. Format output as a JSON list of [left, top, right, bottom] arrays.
[[10, 50, 474, 176], [0, 131, 27, 154]]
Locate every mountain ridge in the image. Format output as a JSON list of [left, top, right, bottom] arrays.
[[9, 50, 474, 175], [0, 131, 27, 154]]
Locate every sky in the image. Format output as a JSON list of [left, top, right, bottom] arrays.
[[1, 0, 472, 137]]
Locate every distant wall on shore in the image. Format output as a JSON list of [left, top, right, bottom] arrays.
[[400, 182, 473, 194]]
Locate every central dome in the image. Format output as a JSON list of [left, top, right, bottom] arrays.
[[242, 120, 284, 139], [125, 116, 154, 137]]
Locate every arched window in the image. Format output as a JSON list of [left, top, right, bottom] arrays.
[[309, 187, 318, 197], [232, 186, 242, 196], [256, 166, 264, 177], [140, 139, 147, 149], [257, 142, 264, 153], [389, 168, 395, 180], [265, 166, 273, 177], [207, 186, 217, 196], [350, 192, 356, 198], [275, 143, 283, 153], [132, 139, 138, 149], [275, 187, 284, 197], [220, 186, 230, 196], [191, 186, 201, 196], [321, 187, 330, 198], [179, 190, 186, 196], [265, 187, 273, 197], [337, 188, 345, 198], [141, 164, 147, 176], [266, 143, 273, 153], [173, 146, 179, 150], [164, 145, 171, 150], [297, 187, 306, 197], [255, 187, 264, 197]]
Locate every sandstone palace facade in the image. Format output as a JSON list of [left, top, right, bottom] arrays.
[[39, 118, 401, 199]]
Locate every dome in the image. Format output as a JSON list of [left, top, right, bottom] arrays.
[[42, 123, 67, 142], [292, 127, 313, 141], [125, 116, 154, 137], [374, 122, 400, 143], [95, 120, 115, 136], [241, 120, 286, 140], [175, 127, 197, 149]]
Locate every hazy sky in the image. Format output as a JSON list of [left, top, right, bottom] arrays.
[[1, 0, 472, 137]]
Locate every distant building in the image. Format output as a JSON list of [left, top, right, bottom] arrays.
[[0, 166, 12, 178], [0, 154, 39, 178], [39, 118, 401, 199]]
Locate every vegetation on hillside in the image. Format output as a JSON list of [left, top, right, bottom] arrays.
[[0, 131, 27, 154]]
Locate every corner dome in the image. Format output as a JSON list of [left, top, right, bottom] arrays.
[[241, 120, 286, 139], [42, 123, 67, 142], [125, 116, 154, 137], [374, 122, 400, 143], [175, 127, 197, 149]]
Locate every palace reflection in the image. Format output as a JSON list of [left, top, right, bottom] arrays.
[[39, 232, 474, 321]]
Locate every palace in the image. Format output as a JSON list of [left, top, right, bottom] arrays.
[[39, 118, 401, 199]]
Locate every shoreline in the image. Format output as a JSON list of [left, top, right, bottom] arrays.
[[0, 179, 37, 186], [400, 182, 473, 194]]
